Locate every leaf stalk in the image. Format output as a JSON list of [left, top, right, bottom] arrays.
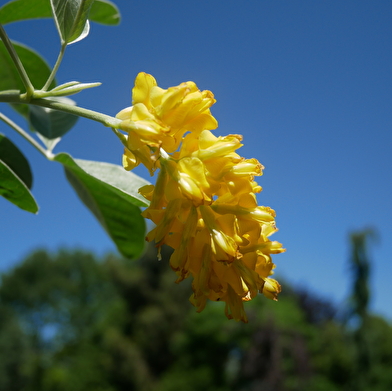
[[42, 42, 67, 91]]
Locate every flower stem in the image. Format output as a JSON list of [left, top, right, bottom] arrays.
[[0, 90, 122, 128], [0, 23, 34, 98], [111, 127, 128, 147], [32, 98, 122, 127], [0, 112, 52, 159]]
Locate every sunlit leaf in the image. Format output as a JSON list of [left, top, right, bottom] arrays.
[[89, 0, 120, 25], [0, 133, 32, 188], [68, 19, 90, 45], [0, 160, 38, 213], [28, 97, 78, 139], [0, 0, 120, 26], [50, 0, 95, 44], [0, 0, 52, 24], [55, 153, 150, 258]]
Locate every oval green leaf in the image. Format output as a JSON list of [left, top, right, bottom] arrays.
[[0, 159, 38, 213], [55, 153, 150, 259], [89, 0, 120, 25], [28, 97, 79, 139], [0, 0, 52, 24], [0, 0, 120, 26], [50, 0, 95, 44], [0, 133, 33, 188]]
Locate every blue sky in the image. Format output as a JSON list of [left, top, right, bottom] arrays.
[[1, 0, 392, 320]]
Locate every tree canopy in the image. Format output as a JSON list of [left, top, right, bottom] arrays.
[[0, 243, 391, 391]]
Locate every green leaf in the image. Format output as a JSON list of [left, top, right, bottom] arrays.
[[0, 40, 55, 116], [0, 0, 52, 24], [50, 0, 95, 44], [0, 0, 120, 26], [55, 153, 150, 258], [28, 97, 78, 139], [0, 160, 38, 213], [89, 0, 120, 25], [0, 133, 32, 188], [69, 19, 90, 44]]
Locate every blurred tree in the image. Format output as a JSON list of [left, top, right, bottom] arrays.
[[348, 228, 378, 322], [0, 249, 121, 391], [0, 305, 34, 391], [1, 242, 392, 391], [346, 228, 379, 390]]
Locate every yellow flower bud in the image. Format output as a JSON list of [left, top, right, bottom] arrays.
[[262, 278, 282, 301]]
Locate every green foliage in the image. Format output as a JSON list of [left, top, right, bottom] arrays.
[[0, 132, 32, 188], [88, 0, 120, 26], [348, 229, 378, 321], [1, 247, 391, 391], [0, 0, 120, 27], [51, 0, 95, 44], [0, 1, 149, 258], [345, 228, 381, 391], [0, 133, 38, 212], [0, 0, 54, 24], [29, 97, 79, 140], [0, 40, 55, 118], [0, 157, 38, 213], [0, 306, 34, 391], [55, 153, 149, 259]]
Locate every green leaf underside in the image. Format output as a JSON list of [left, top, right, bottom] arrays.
[[0, 41, 55, 117], [51, 0, 95, 44], [55, 153, 150, 259], [28, 97, 79, 139], [0, 133, 33, 188], [0, 159, 38, 213], [55, 153, 150, 207], [0, 0, 120, 26]]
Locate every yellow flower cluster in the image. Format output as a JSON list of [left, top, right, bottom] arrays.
[[116, 72, 217, 176], [117, 73, 285, 322]]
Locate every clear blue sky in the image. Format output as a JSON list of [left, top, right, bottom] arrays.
[[1, 0, 391, 320]]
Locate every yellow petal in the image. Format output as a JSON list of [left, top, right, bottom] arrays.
[[132, 72, 157, 107], [199, 205, 238, 259], [122, 149, 138, 171], [138, 184, 155, 201], [116, 106, 133, 120], [154, 198, 183, 242], [225, 285, 248, 323]]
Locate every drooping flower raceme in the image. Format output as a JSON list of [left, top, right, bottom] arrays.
[[117, 72, 285, 322]]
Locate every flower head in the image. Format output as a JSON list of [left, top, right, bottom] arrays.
[[120, 73, 285, 322]]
